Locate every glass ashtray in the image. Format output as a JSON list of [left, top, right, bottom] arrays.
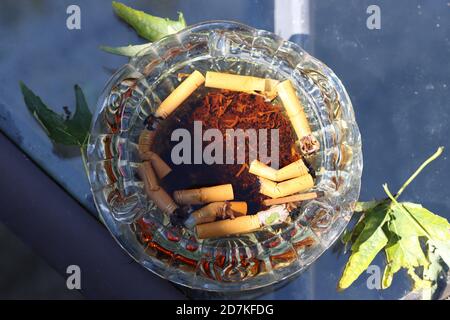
[[87, 21, 362, 292]]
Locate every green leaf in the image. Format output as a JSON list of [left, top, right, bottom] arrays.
[[382, 235, 428, 289], [342, 200, 387, 248], [20, 82, 92, 147], [339, 147, 448, 293], [355, 200, 380, 212], [418, 244, 444, 299], [342, 214, 366, 245], [338, 203, 390, 290], [68, 85, 92, 146], [402, 204, 450, 267], [342, 200, 388, 246], [381, 186, 449, 292], [407, 268, 433, 293], [100, 43, 153, 57], [381, 202, 429, 288], [112, 1, 186, 42]]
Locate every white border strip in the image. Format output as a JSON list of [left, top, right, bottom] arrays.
[[274, 0, 310, 39]]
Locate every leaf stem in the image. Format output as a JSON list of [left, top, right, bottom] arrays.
[[395, 147, 444, 200]]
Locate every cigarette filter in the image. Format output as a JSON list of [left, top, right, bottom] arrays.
[[205, 72, 279, 99], [146, 187, 178, 215], [137, 161, 178, 215], [249, 159, 308, 181], [259, 174, 314, 198], [138, 129, 157, 157], [276, 159, 309, 181], [277, 80, 320, 155], [138, 161, 159, 191], [155, 70, 205, 119], [262, 191, 322, 206], [196, 215, 261, 239], [228, 201, 248, 216], [140, 151, 172, 179], [184, 201, 247, 228], [248, 160, 278, 181], [138, 129, 156, 147], [173, 184, 234, 205], [277, 79, 311, 138]]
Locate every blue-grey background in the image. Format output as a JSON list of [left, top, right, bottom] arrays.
[[0, 0, 448, 299]]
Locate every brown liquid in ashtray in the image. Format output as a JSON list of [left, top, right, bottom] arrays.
[[153, 88, 301, 214]]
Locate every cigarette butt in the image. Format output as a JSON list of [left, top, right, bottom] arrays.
[[206, 72, 266, 92], [191, 203, 226, 225], [228, 202, 247, 216], [196, 215, 261, 239], [155, 70, 205, 119], [259, 174, 314, 198], [173, 184, 234, 205], [277, 80, 311, 139], [205, 72, 278, 99], [263, 191, 322, 206], [299, 134, 320, 156], [138, 161, 159, 191], [276, 159, 309, 181], [277, 80, 320, 155], [140, 151, 172, 179], [249, 159, 308, 181], [138, 144, 149, 159], [146, 187, 178, 215], [151, 153, 172, 179], [138, 129, 157, 157], [289, 113, 312, 140], [186, 201, 248, 228], [249, 160, 278, 181], [138, 129, 156, 147], [265, 79, 280, 100], [137, 161, 177, 214]]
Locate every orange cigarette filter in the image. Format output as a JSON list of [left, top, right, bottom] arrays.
[[140, 151, 172, 179], [147, 188, 178, 215], [137, 161, 178, 215], [204, 71, 279, 99], [228, 201, 248, 216], [138, 129, 156, 156], [277, 80, 320, 155], [196, 215, 261, 239], [259, 174, 314, 198], [249, 159, 308, 181], [138, 161, 159, 191], [186, 201, 247, 228], [277, 79, 311, 138], [155, 70, 205, 119], [173, 184, 234, 205], [262, 191, 321, 206]]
